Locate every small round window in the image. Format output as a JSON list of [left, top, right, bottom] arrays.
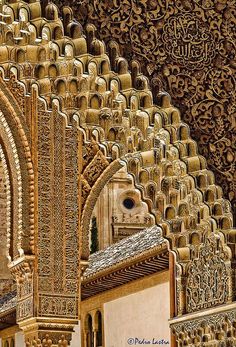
[[123, 198, 135, 209]]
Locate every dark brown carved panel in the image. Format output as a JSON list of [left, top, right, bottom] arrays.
[[56, 0, 236, 220]]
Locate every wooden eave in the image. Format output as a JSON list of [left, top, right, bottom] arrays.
[[81, 243, 169, 300], [0, 307, 16, 330]]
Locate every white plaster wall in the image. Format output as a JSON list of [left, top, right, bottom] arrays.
[[104, 281, 170, 347], [15, 331, 24, 347], [71, 322, 81, 347]]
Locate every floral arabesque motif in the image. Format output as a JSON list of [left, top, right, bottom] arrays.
[[56, 0, 236, 219]]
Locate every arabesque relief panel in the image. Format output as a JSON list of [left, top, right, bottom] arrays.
[[0, 0, 234, 345], [57, 0, 236, 218]]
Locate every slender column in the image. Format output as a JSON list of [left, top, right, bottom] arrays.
[[93, 329, 97, 347], [82, 331, 88, 347]]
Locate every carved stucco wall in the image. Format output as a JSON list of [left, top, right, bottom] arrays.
[[93, 166, 154, 248], [56, 0, 236, 220], [0, 0, 234, 344]]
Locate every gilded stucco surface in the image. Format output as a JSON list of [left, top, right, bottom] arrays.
[[0, 0, 235, 345], [57, 0, 236, 217]]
